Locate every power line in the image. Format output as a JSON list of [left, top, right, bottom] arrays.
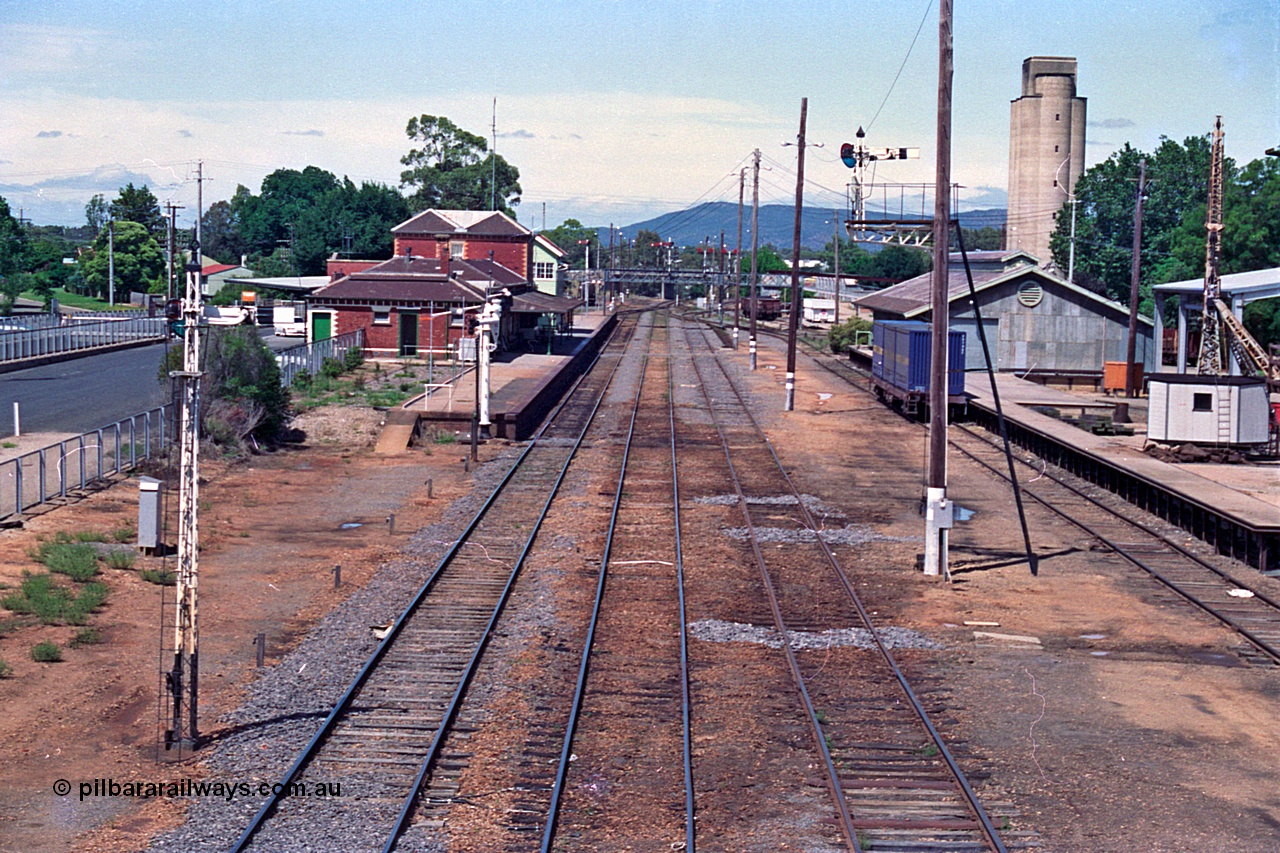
[[866, 0, 935, 133]]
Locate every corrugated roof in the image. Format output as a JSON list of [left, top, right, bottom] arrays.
[[202, 263, 241, 276], [310, 254, 533, 304], [511, 292, 582, 314]]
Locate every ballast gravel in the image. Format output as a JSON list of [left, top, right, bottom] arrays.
[[145, 445, 522, 853], [722, 523, 919, 546], [689, 618, 944, 651]]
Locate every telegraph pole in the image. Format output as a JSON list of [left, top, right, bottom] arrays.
[[718, 228, 726, 324], [748, 149, 761, 370], [784, 98, 808, 412], [195, 161, 204, 264], [924, 0, 954, 578], [1116, 157, 1147, 423], [164, 203, 184, 301], [734, 168, 744, 348], [168, 241, 204, 749]]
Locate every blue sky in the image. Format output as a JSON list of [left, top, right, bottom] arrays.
[[1, 0, 1277, 232]]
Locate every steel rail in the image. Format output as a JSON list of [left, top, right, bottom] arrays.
[[539, 319, 657, 853], [666, 316, 698, 853], [770, 334, 1280, 666], [950, 423, 1280, 666], [227, 316, 637, 853], [677, 315, 861, 853], [681, 313, 1009, 853]]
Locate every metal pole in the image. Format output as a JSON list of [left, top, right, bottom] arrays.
[[1067, 197, 1078, 284], [749, 149, 761, 370], [785, 98, 808, 412], [1116, 158, 1147, 424], [12, 402, 18, 438], [108, 220, 115, 307], [833, 211, 841, 326], [924, 0, 954, 578]]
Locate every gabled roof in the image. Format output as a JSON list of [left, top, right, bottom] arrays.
[[202, 263, 242, 276], [310, 254, 529, 304], [392, 209, 530, 238], [855, 254, 1152, 326], [534, 233, 568, 258]]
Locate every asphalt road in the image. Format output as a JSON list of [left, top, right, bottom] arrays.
[[0, 343, 171, 439]]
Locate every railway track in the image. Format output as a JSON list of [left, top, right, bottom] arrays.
[[754, 324, 1280, 668], [672, 314, 1027, 853], [225, 314, 641, 853]]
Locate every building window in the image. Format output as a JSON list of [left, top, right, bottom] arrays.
[[450, 241, 464, 259], [534, 261, 555, 279], [372, 308, 391, 325], [1053, 179, 1058, 187], [1193, 392, 1212, 412], [1054, 144, 1059, 152]]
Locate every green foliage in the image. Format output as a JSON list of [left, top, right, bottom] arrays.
[[69, 627, 102, 647], [162, 326, 290, 443], [139, 568, 176, 586], [77, 220, 164, 300], [320, 356, 344, 378], [2, 574, 108, 625], [33, 541, 99, 582], [200, 200, 244, 265], [291, 370, 313, 390], [0, 658, 11, 678], [812, 237, 931, 285], [400, 114, 522, 216], [741, 245, 790, 274], [542, 219, 592, 267], [31, 640, 63, 662], [0, 196, 26, 314], [111, 526, 135, 543], [344, 345, 364, 371], [960, 226, 1003, 251], [104, 551, 136, 570], [85, 194, 110, 233], [828, 317, 873, 354], [110, 183, 165, 238]]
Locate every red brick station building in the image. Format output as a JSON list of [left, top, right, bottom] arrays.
[[308, 209, 579, 358]]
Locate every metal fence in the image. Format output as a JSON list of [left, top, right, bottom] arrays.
[[275, 329, 365, 387], [0, 316, 168, 363], [0, 407, 168, 521]]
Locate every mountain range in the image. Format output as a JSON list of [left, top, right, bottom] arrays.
[[595, 202, 1005, 251]]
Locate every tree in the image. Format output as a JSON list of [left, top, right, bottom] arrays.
[[741, 245, 790, 274], [0, 197, 25, 313], [960, 226, 1002, 251], [110, 183, 165, 238], [867, 244, 931, 281], [399, 114, 521, 215], [542, 219, 592, 267], [85, 194, 109, 233], [201, 200, 244, 265], [77, 220, 164, 299]]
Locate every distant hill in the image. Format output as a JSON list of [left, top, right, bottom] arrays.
[[596, 202, 1005, 251]]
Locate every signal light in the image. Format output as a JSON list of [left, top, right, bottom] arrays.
[[840, 143, 856, 168]]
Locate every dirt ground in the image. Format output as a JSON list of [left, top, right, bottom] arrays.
[[2, 324, 1279, 852], [0, 407, 494, 853]]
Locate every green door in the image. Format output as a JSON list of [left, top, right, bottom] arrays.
[[311, 312, 332, 342], [399, 312, 419, 356]]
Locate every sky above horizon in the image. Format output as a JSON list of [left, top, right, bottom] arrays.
[[2, 0, 1277, 233]]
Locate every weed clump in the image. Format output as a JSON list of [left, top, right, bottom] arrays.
[[104, 551, 137, 570], [70, 627, 102, 647], [31, 541, 99, 582], [1, 574, 108, 624], [31, 641, 62, 662], [139, 569, 176, 586]]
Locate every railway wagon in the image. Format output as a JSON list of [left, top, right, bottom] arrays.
[[870, 320, 967, 416], [738, 296, 782, 321]]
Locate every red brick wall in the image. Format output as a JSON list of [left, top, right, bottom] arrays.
[[334, 307, 463, 356], [326, 259, 381, 279], [392, 235, 530, 278]]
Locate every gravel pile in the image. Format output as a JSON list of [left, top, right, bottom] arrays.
[[693, 493, 844, 517], [689, 618, 944, 651], [146, 446, 521, 853], [722, 523, 918, 546]]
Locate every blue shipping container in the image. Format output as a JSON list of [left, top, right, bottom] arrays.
[[871, 320, 966, 397]]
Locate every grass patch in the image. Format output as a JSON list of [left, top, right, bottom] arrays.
[[2, 441, 15, 449], [1, 574, 108, 624], [72, 530, 109, 543], [31, 640, 63, 662], [32, 541, 99, 581], [433, 431, 457, 445], [110, 527, 134, 543], [139, 568, 176, 586], [0, 658, 10, 677], [104, 550, 136, 570], [69, 627, 102, 647]]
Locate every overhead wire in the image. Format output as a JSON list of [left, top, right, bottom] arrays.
[[865, 0, 935, 133]]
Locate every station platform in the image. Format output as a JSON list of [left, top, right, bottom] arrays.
[[962, 370, 1280, 573]]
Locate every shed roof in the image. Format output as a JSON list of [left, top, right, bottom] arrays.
[[511, 291, 582, 315], [1153, 266, 1280, 305], [855, 255, 1151, 326]]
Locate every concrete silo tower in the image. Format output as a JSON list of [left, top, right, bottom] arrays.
[[1006, 57, 1086, 266]]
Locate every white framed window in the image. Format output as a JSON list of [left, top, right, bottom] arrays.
[[372, 308, 391, 325], [534, 261, 555, 279], [450, 241, 465, 259]]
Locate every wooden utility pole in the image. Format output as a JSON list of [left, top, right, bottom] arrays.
[[168, 241, 204, 749], [749, 149, 761, 370], [785, 98, 808, 412], [734, 169, 745, 348], [718, 228, 726, 324], [1199, 118, 1226, 376], [833, 212, 841, 325], [924, 0, 954, 578], [1116, 158, 1147, 423]]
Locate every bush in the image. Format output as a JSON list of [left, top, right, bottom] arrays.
[[31, 641, 62, 662], [291, 370, 313, 390], [69, 627, 101, 647], [1, 574, 108, 624], [110, 527, 134, 543], [33, 542, 99, 582], [140, 568, 176, 586], [320, 356, 344, 379], [343, 345, 364, 371], [104, 551, 136, 570], [162, 326, 290, 443], [828, 317, 873, 354]]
